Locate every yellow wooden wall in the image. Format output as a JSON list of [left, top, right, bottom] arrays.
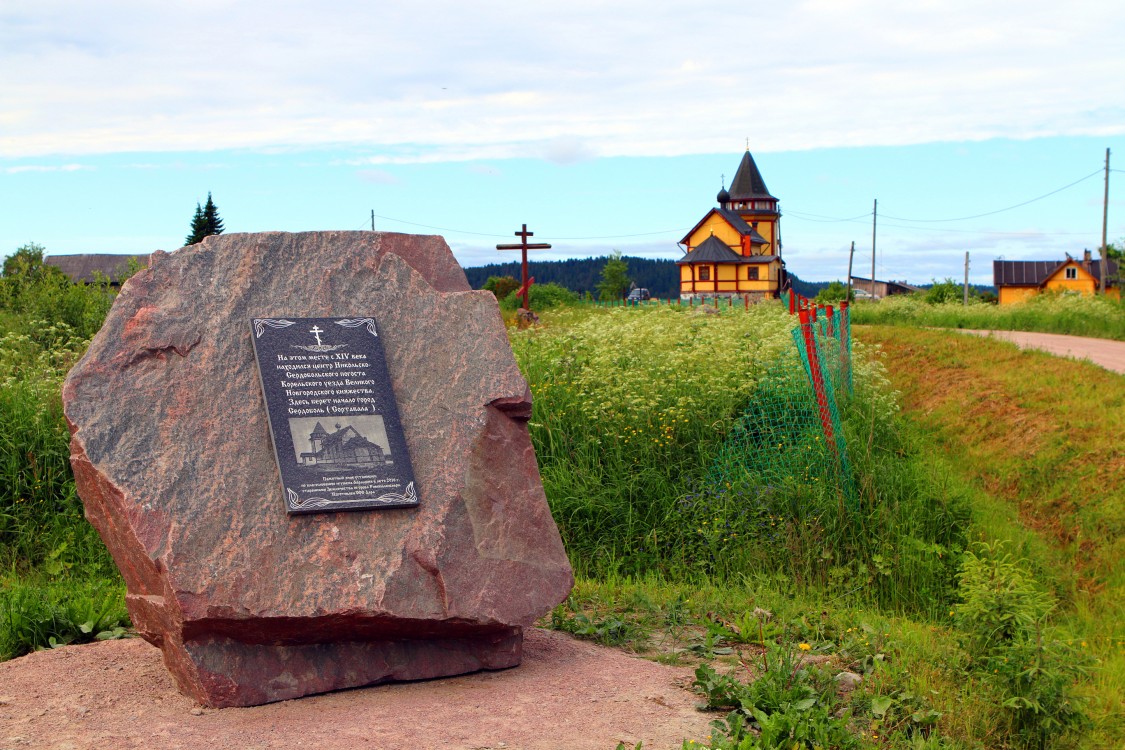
[[1043, 263, 1097, 295], [998, 287, 1037, 305], [679, 261, 779, 294], [686, 215, 742, 252], [737, 212, 775, 251]]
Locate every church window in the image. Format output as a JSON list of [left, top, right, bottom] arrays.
[[699, 266, 711, 281], [1065, 267, 1077, 279], [747, 267, 759, 280]]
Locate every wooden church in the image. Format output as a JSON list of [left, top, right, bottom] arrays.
[[677, 149, 787, 300]]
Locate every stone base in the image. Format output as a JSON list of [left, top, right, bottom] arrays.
[[155, 627, 523, 707]]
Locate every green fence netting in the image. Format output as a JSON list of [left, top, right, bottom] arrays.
[[710, 298, 855, 504]]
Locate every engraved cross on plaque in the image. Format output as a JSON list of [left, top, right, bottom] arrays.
[[496, 223, 552, 310], [309, 325, 325, 346]]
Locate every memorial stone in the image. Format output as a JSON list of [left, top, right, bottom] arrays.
[[62, 231, 574, 707]]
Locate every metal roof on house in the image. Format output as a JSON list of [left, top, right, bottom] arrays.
[[717, 209, 770, 245], [679, 208, 771, 246], [992, 260, 1065, 287], [728, 150, 776, 201], [44, 253, 148, 284], [1089, 259, 1120, 286], [676, 236, 776, 264], [992, 258, 1119, 288]]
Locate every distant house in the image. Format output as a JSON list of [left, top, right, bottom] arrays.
[[993, 251, 1119, 305], [44, 254, 147, 286], [848, 277, 920, 300], [676, 149, 788, 301]]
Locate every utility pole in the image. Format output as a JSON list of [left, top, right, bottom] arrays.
[[1101, 148, 1110, 295], [371, 210, 375, 232], [963, 251, 970, 305], [871, 199, 878, 301], [846, 241, 855, 301]]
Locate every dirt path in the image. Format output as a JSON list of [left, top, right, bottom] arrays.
[[952, 329, 1125, 374], [0, 628, 713, 750]]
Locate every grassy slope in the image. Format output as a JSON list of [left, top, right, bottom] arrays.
[[856, 325, 1125, 746]]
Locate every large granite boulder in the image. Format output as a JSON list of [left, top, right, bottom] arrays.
[[62, 231, 573, 707]]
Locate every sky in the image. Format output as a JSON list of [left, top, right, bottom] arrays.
[[3, 1, 1124, 284]]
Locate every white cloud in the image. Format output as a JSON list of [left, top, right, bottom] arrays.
[[1, 1, 1123, 159], [4, 163, 89, 173]]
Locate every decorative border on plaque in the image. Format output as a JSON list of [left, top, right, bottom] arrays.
[[335, 318, 379, 337], [286, 483, 416, 510], [380, 481, 417, 505], [253, 318, 297, 338], [287, 488, 332, 510]]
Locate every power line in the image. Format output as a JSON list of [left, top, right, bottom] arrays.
[[363, 163, 1111, 243], [880, 168, 1103, 223], [370, 213, 511, 238], [786, 209, 872, 223], [875, 220, 1093, 237]]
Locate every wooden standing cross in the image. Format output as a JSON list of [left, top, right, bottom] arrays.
[[496, 224, 552, 310]]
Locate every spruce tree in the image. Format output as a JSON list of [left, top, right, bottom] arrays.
[[184, 192, 224, 246], [202, 192, 225, 237], [185, 203, 207, 245]]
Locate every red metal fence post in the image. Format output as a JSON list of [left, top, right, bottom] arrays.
[[798, 309, 838, 460]]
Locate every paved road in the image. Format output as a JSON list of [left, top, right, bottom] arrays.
[[953, 329, 1125, 375]]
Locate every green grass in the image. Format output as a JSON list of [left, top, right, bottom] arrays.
[[514, 305, 969, 620], [1, 264, 128, 659], [850, 292, 1125, 340], [1, 267, 1114, 748], [858, 325, 1124, 749]]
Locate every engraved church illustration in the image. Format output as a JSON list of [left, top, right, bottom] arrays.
[[299, 421, 393, 468]]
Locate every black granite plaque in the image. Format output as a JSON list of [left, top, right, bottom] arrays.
[[249, 316, 419, 514]]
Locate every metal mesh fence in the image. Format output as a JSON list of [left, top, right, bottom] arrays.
[[710, 293, 855, 503]]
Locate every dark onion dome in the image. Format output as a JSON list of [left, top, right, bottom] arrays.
[[716, 186, 730, 204]]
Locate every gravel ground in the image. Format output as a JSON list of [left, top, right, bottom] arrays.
[[0, 628, 712, 750], [953, 329, 1125, 374]]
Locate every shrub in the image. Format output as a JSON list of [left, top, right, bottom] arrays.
[[814, 281, 853, 304], [482, 275, 519, 300], [1, 243, 116, 339], [924, 279, 963, 305], [499, 281, 578, 311]]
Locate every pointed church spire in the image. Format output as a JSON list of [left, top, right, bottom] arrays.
[[728, 150, 776, 201]]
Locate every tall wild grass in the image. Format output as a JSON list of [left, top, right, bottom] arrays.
[[512, 304, 970, 618], [850, 291, 1125, 340], [1, 253, 127, 657]]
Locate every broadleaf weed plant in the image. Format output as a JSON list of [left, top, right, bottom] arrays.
[[954, 542, 1090, 749]]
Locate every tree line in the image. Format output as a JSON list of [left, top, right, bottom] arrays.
[[464, 254, 830, 299]]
